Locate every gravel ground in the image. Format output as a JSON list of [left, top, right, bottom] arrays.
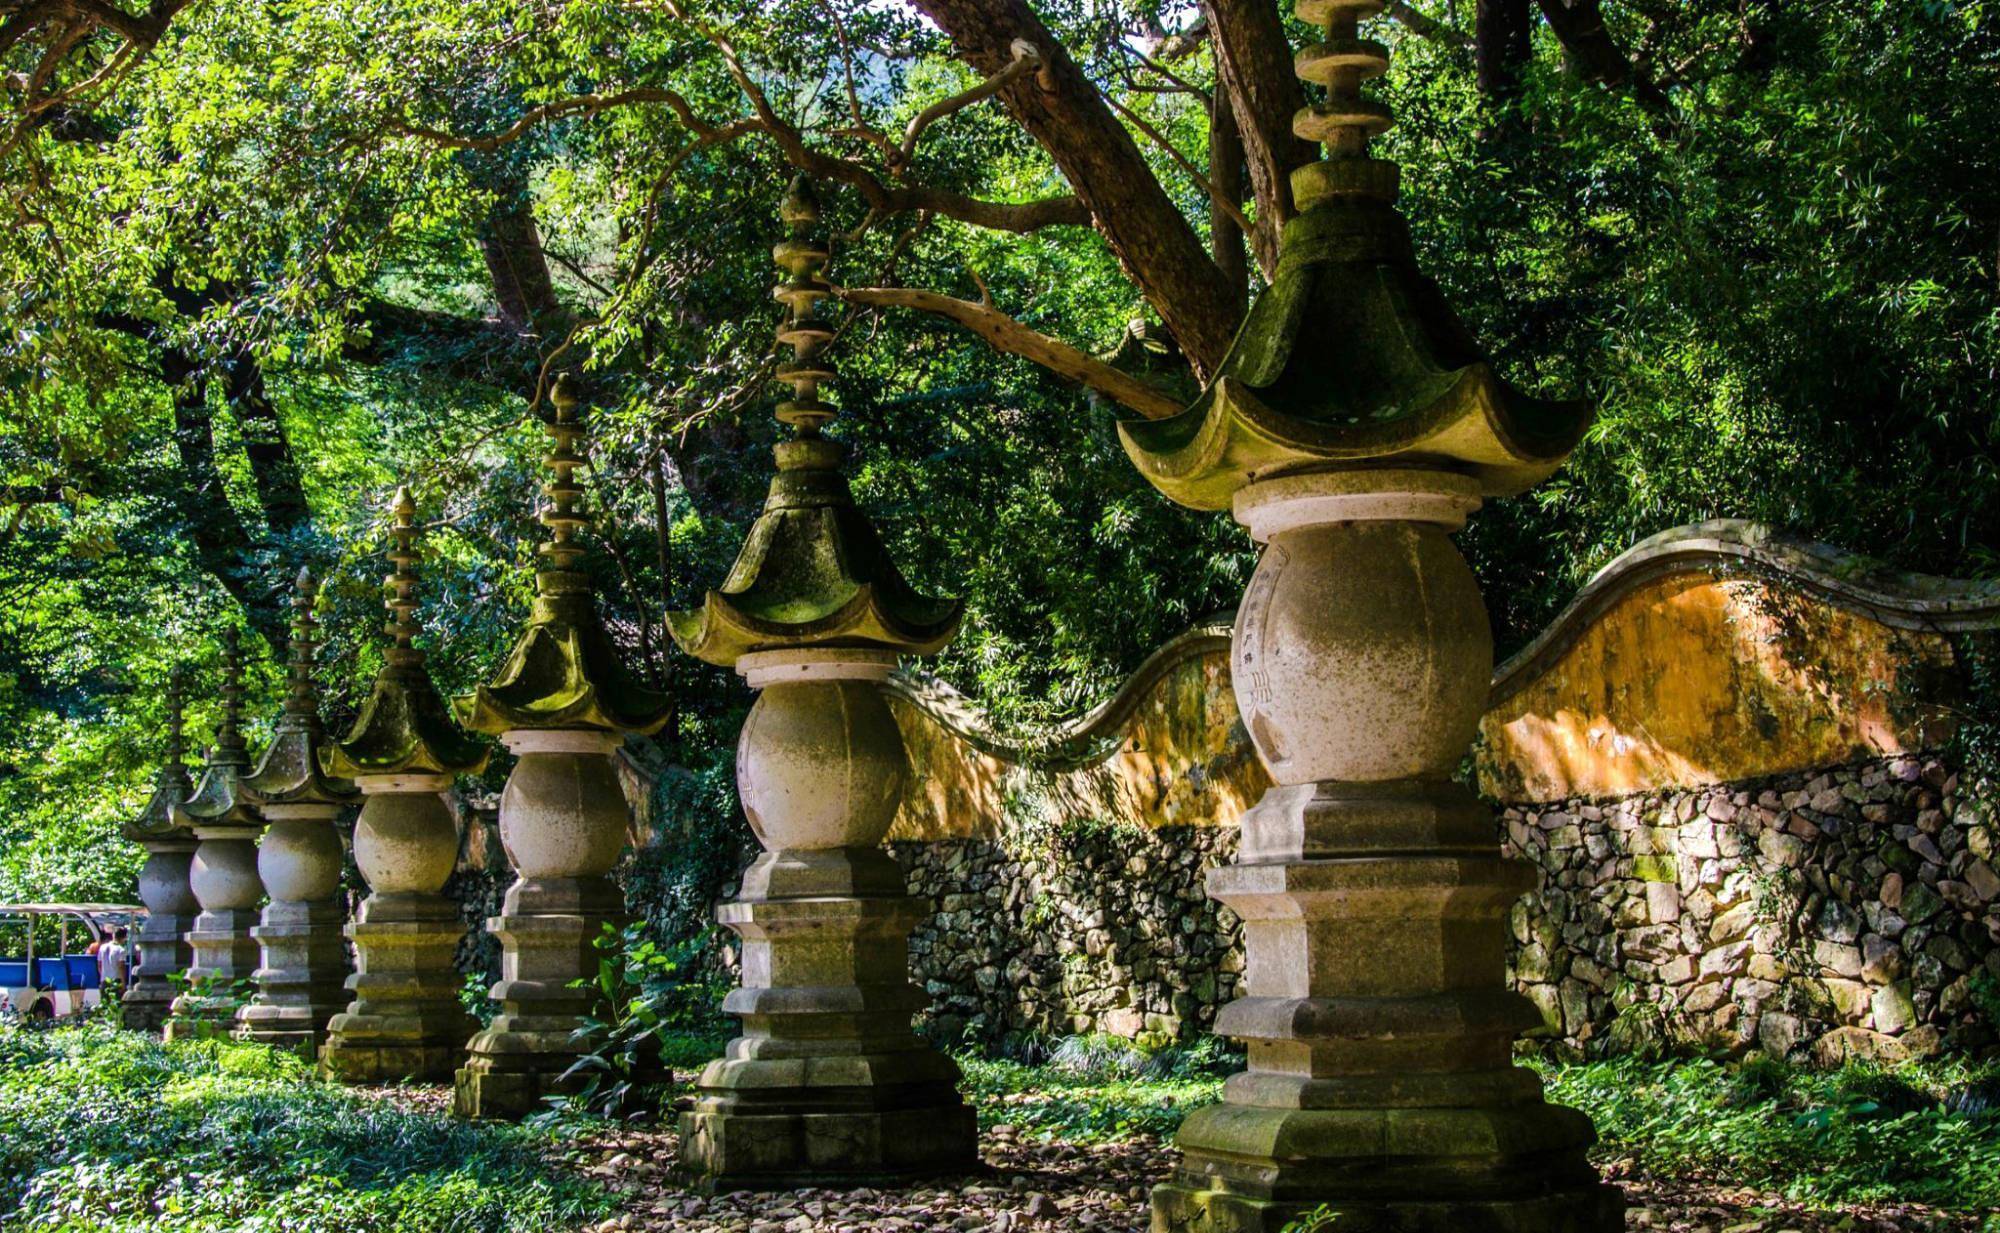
[[566, 1124, 1988, 1233], [359, 1085, 1986, 1231]]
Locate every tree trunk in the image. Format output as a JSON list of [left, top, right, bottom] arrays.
[[1199, 0, 1313, 277], [912, 0, 1242, 379], [1534, 0, 1668, 111], [220, 350, 311, 536], [1476, 0, 1534, 100], [478, 189, 562, 336], [159, 351, 285, 646], [1209, 90, 1248, 311]]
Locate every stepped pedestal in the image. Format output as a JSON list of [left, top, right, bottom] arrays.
[[1149, 476, 1622, 1233], [124, 839, 198, 1034], [680, 651, 977, 1189], [238, 805, 350, 1058], [322, 776, 474, 1082], [166, 831, 263, 1041], [455, 730, 634, 1119]]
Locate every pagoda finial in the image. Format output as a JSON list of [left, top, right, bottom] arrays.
[[213, 627, 250, 767], [164, 670, 189, 780], [772, 175, 842, 474], [1291, 1, 1399, 208], [282, 567, 323, 731], [386, 486, 423, 669], [664, 178, 962, 667], [327, 486, 490, 778], [454, 380, 671, 735], [538, 374, 591, 588]]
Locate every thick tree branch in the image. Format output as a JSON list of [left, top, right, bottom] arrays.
[[1199, 0, 1312, 275], [1535, 0, 1671, 111], [390, 81, 1088, 236], [837, 285, 1182, 420], [910, 0, 1242, 378]]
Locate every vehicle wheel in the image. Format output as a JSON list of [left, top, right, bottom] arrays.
[[27, 1000, 52, 1021]]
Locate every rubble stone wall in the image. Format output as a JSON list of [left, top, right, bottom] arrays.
[[880, 756, 2000, 1061], [1504, 755, 1999, 1062], [888, 822, 1244, 1049]]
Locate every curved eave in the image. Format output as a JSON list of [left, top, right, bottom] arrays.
[[453, 621, 669, 737], [325, 673, 490, 779], [242, 729, 359, 808], [173, 766, 263, 832], [123, 781, 195, 844], [1118, 368, 1590, 511], [668, 582, 963, 668]]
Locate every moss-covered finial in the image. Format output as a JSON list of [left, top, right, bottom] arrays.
[[538, 375, 592, 588], [328, 488, 490, 778], [282, 566, 324, 733], [164, 671, 190, 781], [1291, 0, 1401, 210], [127, 670, 196, 842], [772, 175, 840, 465], [244, 568, 357, 808], [212, 626, 251, 768], [1114, 3, 1597, 509], [665, 179, 962, 668], [454, 380, 671, 735], [176, 629, 264, 831], [385, 486, 424, 667]]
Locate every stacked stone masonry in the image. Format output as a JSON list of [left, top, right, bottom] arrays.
[[889, 824, 1244, 1050], [869, 757, 2000, 1063], [1506, 755, 1998, 1063]]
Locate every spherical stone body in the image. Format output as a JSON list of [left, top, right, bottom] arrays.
[[138, 848, 199, 916], [354, 791, 459, 895], [189, 837, 263, 912], [498, 748, 628, 879], [1233, 519, 1492, 785], [737, 679, 908, 852], [258, 817, 344, 902]]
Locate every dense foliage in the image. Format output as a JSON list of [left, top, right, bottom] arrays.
[[0, 1023, 610, 1232], [0, 0, 1994, 929]]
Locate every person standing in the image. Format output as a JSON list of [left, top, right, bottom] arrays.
[[97, 927, 129, 996]]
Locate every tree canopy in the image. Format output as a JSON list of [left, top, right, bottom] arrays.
[[1, 0, 1996, 911]]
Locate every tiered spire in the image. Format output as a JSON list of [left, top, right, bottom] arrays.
[[243, 569, 357, 808], [125, 672, 195, 842], [326, 488, 488, 777], [456, 377, 671, 734], [667, 176, 960, 666], [176, 628, 263, 830], [1116, 0, 1595, 510]]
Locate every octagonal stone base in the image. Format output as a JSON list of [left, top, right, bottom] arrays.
[[679, 1100, 978, 1192], [238, 897, 350, 1061]]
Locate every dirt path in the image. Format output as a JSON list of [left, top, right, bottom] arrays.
[[563, 1125, 1986, 1233]]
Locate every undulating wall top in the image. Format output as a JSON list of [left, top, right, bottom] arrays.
[[881, 521, 1998, 839]]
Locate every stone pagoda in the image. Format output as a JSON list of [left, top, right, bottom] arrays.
[[321, 487, 490, 1083], [1116, 3, 1622, 1229], [238, 568, 360, 1058], [667, 177, 975, 1188], [120, 672, 200, 1034], [166, 628, 266, 1041], [452, 374, 671, 1120]]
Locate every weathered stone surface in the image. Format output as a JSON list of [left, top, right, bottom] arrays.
[[322, 781, 477, 1084], [456, 730, 646, 1120], [683, 663, 975, 1188]]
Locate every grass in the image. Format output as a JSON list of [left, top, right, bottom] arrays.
[[1536, 1053, 2000, 1210], [955, 1033, 1230, 1142], [0, 1021, 612, 1233], [4, 1023, 1996, 1228]]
